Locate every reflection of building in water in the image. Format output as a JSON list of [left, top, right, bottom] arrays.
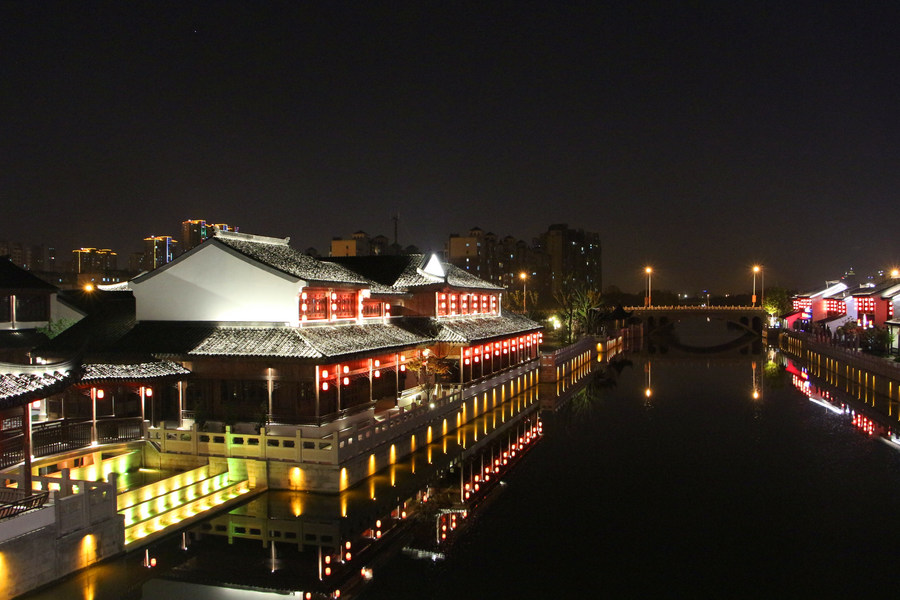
[[156, 378, 543, 598]]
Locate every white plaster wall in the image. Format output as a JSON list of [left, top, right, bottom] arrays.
[[133, 243, 303, 323], [52, 294, 86, 324]]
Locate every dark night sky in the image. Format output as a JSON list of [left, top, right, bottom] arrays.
[[2, 2, 899, 294]]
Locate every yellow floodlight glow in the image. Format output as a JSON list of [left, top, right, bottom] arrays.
[[290, 467, 304, 489], [80, 534, 97, 568]]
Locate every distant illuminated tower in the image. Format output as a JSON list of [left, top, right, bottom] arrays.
[[144, 236, 177, 270], [71, 248, 118, 273]]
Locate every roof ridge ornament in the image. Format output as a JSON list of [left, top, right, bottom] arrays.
[[419, 253, 446, 281]]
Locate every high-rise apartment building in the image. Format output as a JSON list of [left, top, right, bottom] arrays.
[[537, 223, 602, 296], [71, 248, 118, 274], [181, 219, 237, 254], [144, 236, 177, 270], [447, 227, 550, 303]]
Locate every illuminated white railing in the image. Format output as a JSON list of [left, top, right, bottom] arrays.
[[148, 425, 340, 465], [147, 361, 540, 467]]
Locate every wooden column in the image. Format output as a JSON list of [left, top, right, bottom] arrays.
[[22, 402, 32, 491]]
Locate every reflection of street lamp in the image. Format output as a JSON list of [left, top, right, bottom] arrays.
[[645, 266, 652, 307], [644, 361, 652, 399], [519, 272, 528, 313], [751, 360, 760, 399]]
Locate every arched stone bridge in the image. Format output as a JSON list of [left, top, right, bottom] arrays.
[[625, 305, 768, 336]]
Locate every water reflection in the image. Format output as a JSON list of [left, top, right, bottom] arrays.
[[35, 339, 900, 599], [647, 316, 764, 355], [782, 354, 900, 447], [22, 367, 556, 600]]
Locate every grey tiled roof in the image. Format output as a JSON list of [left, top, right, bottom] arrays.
[[184, 324, 429, 359], [189, 328, 320, 358], [0, 370, 73, 404], [214, 235, 369, 285], [433, 313, 542, 344], [297, 323, 430, 357], [82, 360, 191, 381], [445, 264, 504, 291]]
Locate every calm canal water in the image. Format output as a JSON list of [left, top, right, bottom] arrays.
[[21, 329, 900, 599]]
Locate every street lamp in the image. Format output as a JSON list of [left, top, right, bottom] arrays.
[[519, 272, 528, 313], [752, 265, 760, 306], [645, 267, 652, 307]]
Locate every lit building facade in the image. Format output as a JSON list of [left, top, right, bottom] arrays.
[[34, 231, 542, 489], [71, 248, 117, 274], [181, 219, 237, 254], [143, 236, 177, 270]]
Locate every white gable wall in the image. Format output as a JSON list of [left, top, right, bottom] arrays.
[[133, 243, 303, 323]]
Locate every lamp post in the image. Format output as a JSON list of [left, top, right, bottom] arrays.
[[645, 267, 652, 307], [519, 272, 528, 313], [752, 265, 759, 306]]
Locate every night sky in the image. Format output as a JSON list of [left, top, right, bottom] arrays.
[[2, 2, 899, 294]]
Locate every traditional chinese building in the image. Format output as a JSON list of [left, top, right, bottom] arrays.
[[30, 231, 542, 490], [849, 281, 900, 329]]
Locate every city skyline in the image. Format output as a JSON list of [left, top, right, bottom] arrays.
[[3, 3, 899, 293]]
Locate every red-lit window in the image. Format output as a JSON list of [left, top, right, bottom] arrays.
[[437, 292, 449, 316], [301, 289, 329, 320], [334, 292, 357, 319], [793, 298, 811, 313], [825, 299, 846, 315], [362, 299, 383, 318], [856, 297, 876, 314]]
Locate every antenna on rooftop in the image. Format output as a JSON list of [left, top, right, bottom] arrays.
[[393, 213, 399, 246]]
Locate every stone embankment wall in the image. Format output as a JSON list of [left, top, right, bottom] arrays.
[[0, 472, 124, 600]]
